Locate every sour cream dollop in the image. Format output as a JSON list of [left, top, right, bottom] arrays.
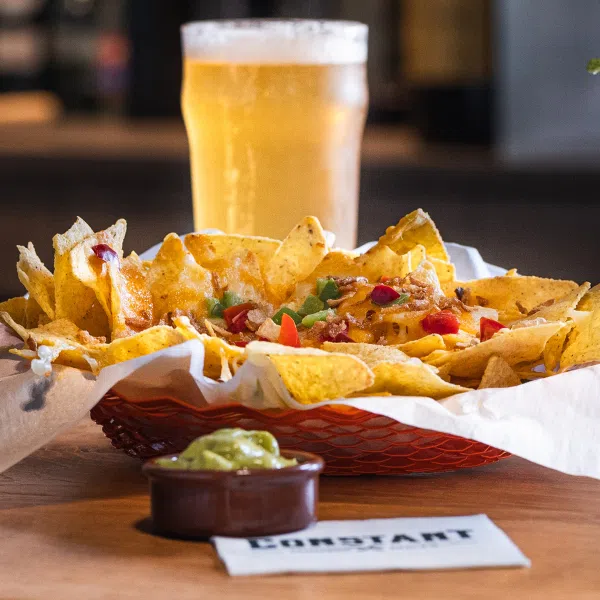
[[31, 345, 53, 377]]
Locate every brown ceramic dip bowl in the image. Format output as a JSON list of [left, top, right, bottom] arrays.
[[142, 450, 324, 539]]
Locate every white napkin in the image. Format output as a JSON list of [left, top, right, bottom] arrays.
[[213, 515, 530, 576]]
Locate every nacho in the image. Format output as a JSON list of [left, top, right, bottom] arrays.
[[2, 314, 97, 370], [511, 283, 590, 325], [148, 233, 214, 322], [248, 341, 374, 404], [108, 252, 153, 339], [16, 242, 55, 319], [543, 321, 575, 372], [185, 233, 280, 272], [393, 334, 446, 357], [578, 284, 600, 312], [447, 275, 580, 322], [264, 216, 328, 302], [173, 315, 244, 379], [429, 257, 456, 284], [2, 208, 597, 405], [53, 217, 110, 337], [87, 326, 186, 371], [205, 249, 271, 309], [478, 356, 521, 389], [560, 307, 600, 371], [0, 297, 28, 329], [355, 244, 425, 283], [427, 321, 567, 378], [373, 208, 449, 261], [323, 342, 468, 399]]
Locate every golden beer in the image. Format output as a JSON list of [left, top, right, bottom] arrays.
[[181, 21, 368, 248]]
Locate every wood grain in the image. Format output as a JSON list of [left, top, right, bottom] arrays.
[[1, 419, 599, 599]]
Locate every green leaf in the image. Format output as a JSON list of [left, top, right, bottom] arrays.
[[587, 58, 600, 74], [390, 293, 410, 306], [373, 293, 410, 308]]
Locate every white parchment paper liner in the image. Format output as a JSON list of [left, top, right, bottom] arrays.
[[1, 241, 598, 478]]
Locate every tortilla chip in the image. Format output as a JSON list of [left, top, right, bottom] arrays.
[[87, 325, 185, 371], [429, 257, 456, 284], [426, 321, 566, 378], [323, 342, 468, 399], [2, 314, 97, 370], [441, 332, 473, 350], [264, 216, 328, 302], [512, 283, 590, 325], [0, 297, 27, 329], [53, 218, 110, 337], [206, 249, 271, 309], [458, 306, 500, 337], [421, 348, 452, 363], [446, 276, 579, 322], [543, 321, 574, 372], [148, 233, 214, 323], [185, 233, 280, 273], [285, 245, 417, 307], [173, 316, 244, 379], [0, 297, 46, 331], [410, 260, 445, 296], [52, 216, 94, 256], [393, 334, 446, 357], [247, 341, 374, 404], [478, 355, 521, 389], [355, 245, 425, 282], [16, 242, 55, 319], [560, 307, 600, 370], [373, 209, 449, 261], [108, 252, 153, 339], [285, 252, 360, 307], [313, 251, 360, 278], [514, 365, 550, 381], [69, 219, 127, 319], [578, 283, 600, 312]]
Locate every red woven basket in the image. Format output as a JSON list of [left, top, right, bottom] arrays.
[[90, 391, 509, 475]]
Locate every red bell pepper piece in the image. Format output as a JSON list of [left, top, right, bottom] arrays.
[[480, 317, 507, 342], [421, 310, 460, 335], [92, 243, 120, 267], [371, 284, 401, 305], [223, 302, 253, 333], [278, 313, 301, 347], [233, 340, 248, 347]]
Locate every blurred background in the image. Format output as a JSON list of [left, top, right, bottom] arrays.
[[1, 0, 599, 300]]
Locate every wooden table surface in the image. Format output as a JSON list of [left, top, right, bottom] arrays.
[[1, 420, 599, 600]]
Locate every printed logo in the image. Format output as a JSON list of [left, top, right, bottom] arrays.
[[248, 529, 474, 553]]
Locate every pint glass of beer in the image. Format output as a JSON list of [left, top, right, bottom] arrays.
[[181, 20, 368, 248]]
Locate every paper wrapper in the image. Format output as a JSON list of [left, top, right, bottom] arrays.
[[1, 242, 599, 478]]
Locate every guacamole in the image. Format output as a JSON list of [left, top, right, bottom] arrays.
[[155, 428, 297, 471]]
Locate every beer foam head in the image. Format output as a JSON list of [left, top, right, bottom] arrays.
[[181, 20, 368, 64]]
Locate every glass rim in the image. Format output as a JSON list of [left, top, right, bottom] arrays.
[[181, 19, 368, 64], [181, 18, 368, 39]]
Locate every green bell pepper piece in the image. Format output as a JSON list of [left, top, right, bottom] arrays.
[[301, 309, 335, 328], [298, 294, 325, 316], [272, 306, 302, 326]]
